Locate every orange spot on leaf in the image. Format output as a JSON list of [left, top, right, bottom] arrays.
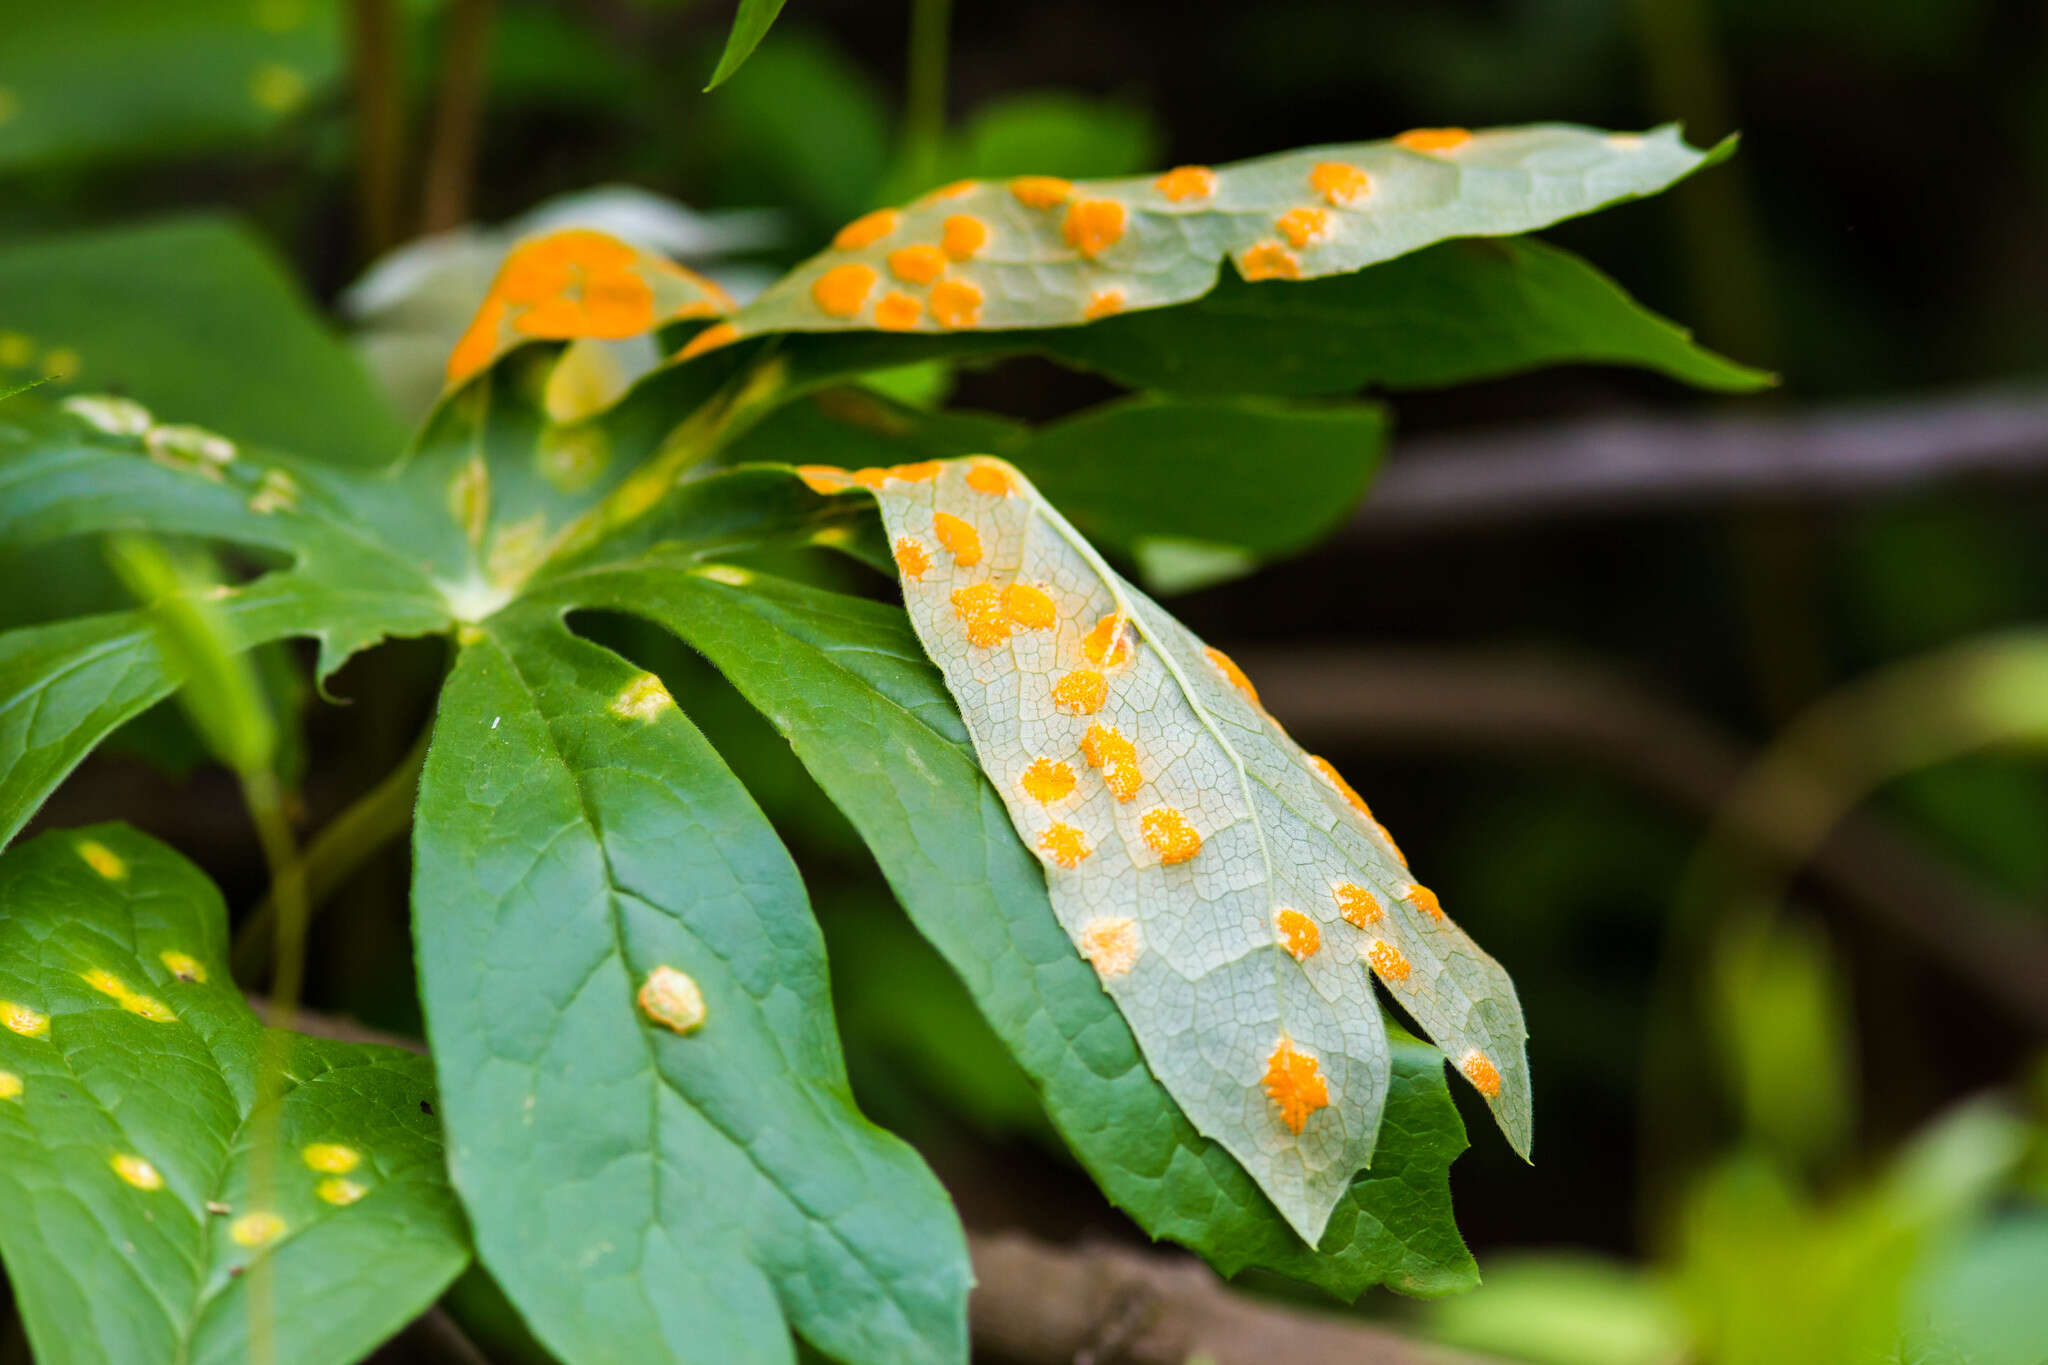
[[797, 465, 853, 494], [941, 215, 988, 260], [1395, 127, 1472, 153], [887, 244, 947, 285], [812, 263, 878, 318], [1061, 199, 1126, 258], [1003, 583, 1059, 630], [1085, 289, 1126, 320], [933, 511, 983, 566], [851, 467, 890, 488], [676, 321, 738, 360], [500, 230, 654, 339], [1204, 646, 1260, 705], [1335, 883, 1381, 927], [889, 461, 943, 482], [447, 296, 506, 383], [963, 461, 1013, 497], [1276, 908, 1321, 961], [1241, 240, 1301, 281], [1309, 161, 1372, 206], [874, 290, 924, 330], [930, 278, 984, 328], [1461, 1049, 1503, 1098], [1009, 176, 1073, 209], [1277, 206, 1332, 249], [1367, 939, 1411, 982], [1082, 612, 1132, 669], [929, 179, 978, 201], [1308, 754, 1373, 822], [1052, 669, 1108, 715], [1039, 822, 1091, 868], [1402, 883, 1445, 922], [1021, 757, 1076, 804], [1140, 806, 1201, 865], [893, 536, 932, 580], [1081, 723, 1142, 802], [1263, 1037, 1330, 1134], [1155, 165, 1217, 202], [951, 583, 1010, 647], [834, 209, 898, 250], [1079, 917, 1140, 977]]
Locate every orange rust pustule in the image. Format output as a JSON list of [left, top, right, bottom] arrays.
[[1308, 754, 1374, 822], [1309, 161, 1372, 206], [1010, 176, 1073, 209], [1052, 669, 1108, 715], [950, 583, 1010, 648], [1062, 200, 1127, 258], [1155, 165, 1217, 202], [1021, 757, 1076, 804], [1367, 939, 1411, 982], [1204, 646, 1259, 705], [1039, 822, 1091, 868], [1277, 207, 1332, 249], [812, 263, 877, 318], [1241, 241, 1301, 282], [1140, 806, 1201, 865], [941, 215, 988, 260], [1004, 583, 1059, 630], [1082, 613, 1132, 669], [933, 511, 983, 566], [1461, 1049, 1504, 1098], [964, 461, 1014, 497], [929, 180, 978, 201], [931, 279, 983, 329], [1396, 127, 1472, 153], [1079, 917, 1140, 977], [796, 465, 853, 494], [889, 461, 942, 482], [1263, 1037, 1330, 1134], [887, 244, 947, 285], [1335, 883, 1382, 927], [1085, 289, 1126, 320], [676, 321, 739, 360], [1403, 883, 1445, 922], [874, 290, 924, 330], [893, 537, 932, 580], [1275, 908, 1321, 961], [1080, 723, 1142, 802], [834, 209, 898, 250], [499, 231, 654, 339], [447, 297, 507, 383]]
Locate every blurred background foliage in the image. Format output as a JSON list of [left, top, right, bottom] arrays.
[[3, 0, 2046, 1361]]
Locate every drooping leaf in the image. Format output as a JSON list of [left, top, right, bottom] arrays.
[[0, 0, 343, 173], [0, 216, 406, 466], [0, 823, 470, 1365], [527, 558, 1478, 1296], [410, 608, 971, 1365], [798, 456, 1531, 1244], [703, 0, 789, 90]]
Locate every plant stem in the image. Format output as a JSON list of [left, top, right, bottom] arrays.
[[349, 0, 406, 256], [419, 0, 498, 234], [902, 0, 952, 191], [232, 718, 434, 982]]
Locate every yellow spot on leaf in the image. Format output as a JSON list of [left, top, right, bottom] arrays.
[[2, 1002, 49, 1039], [318, 1177, 367, 1206], [0, 1071, 20, 1101], [1020, 758, 1076, 804], [1367, 939, 1411, 982], [638, 965, 707, 1035], [1263, 1037, 1329, 1134], [1402, 883, 1445, 922], [1396, 127, 1472, 153], [1240, 240, 1301, 281], [933, 511, 983, 566], [61, 394, 152, 438], [77, 840, 126, 880], [249, 62, 307, 113], [1003, 583, 1058, 630], [1061, 200, 1126, 258], [1080, 723, 1142, 802], [950, 583, 1010, 647], [248, 469, 300, 515], [941, 215, 988, 261], [82, 970, 176, 1022], [1204, 646, 1259, 705], [797, 465, 853, 494], [1140, 806, 1201, 865], [1275, 908, 1321, 961], [1082, 613, 1132, 669], [812, 263, 877, 319], [874, 290, 924, 330], [893, 537, 933, 580], [0, 332, 33, 366], [111, 1154, 163, 1190], [1309, 161, 1372, 206], [1277, 206, 1332, 249], [1039, 822, 1091, 869], [887, 244, 947, 285], [1052, 669, 1108, 715], [1308, 754, 1373, 822], [677, 321, 739, 361], [146, 424, 237, 469], [1085, 289, 1125, 320], [963, 461, 1013, 497], [231, 1212, 286, 1247], [1009, 176, 1073, 209], [302, 1143, 361, 1174], [1460, 1049, 1503, 1098], [833, 209, 898, 250], [930, 278, 983, 329], [610, 673, 673, 722], [40, 349, 80, 381], [1155, 165, 1217, 202], [1078, 917, 1140, 978], [696, 565, 752, 587], [159, 951, 206, 983], [889, 461, 943, 482], [1335, 883, 1381, 927]]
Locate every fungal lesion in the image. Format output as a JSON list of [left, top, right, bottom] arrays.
[[1077, 916, 1140, 979], [609, 673, 675, 723], [1262, 1037, 1330, 1134], [75, 839, 126, 880], [637, 965, 707, 1035]]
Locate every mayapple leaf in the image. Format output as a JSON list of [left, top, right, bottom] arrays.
[[806, 456, 1531, 1243], [709, 123, 1724, 342], [410, 609, 971, 1365], [0, 824, 469, 1365]]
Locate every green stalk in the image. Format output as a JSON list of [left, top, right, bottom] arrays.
[[902, 0, 952, 191]]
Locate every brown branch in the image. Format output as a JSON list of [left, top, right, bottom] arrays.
[[419, 0, 498, 234], [1235, 646, 2048, 1033], [347, 0, 406, 256], [969, 1231, 1498, 1365], [1355, 387, 2048, 536]]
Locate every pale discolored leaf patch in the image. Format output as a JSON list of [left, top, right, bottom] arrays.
[[819, 456, 1531, 1242]]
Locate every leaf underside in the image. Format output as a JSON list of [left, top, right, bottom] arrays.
[[0, 824, 469, 1365], [813, 457, 1531, 1243]]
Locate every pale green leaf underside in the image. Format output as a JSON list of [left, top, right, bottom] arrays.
[[727, 123, 1721, 338], [854, 459, 1530, 1243], [0, 824, 469, 1365]]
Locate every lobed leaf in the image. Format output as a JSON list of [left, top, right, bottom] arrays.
[[0, 823, 469, 1365], [798, 456, 1532, 1244], [410, 608, 971, 1365], [528, 558, 1479, 1296]]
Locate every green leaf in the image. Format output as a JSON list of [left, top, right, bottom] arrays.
[[0, 216, 404, 467], [704, 0, 789, 89], [410, 609, 971, 1365], [722, 123, 1731, 339], [0, 0, 342, 173], [529, 559, 1478, 1297], [0, 823, 470, 1365]]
